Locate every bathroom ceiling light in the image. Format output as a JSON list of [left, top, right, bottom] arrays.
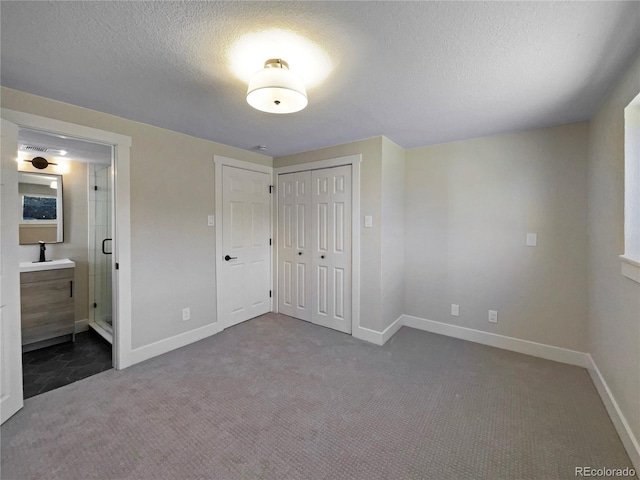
[[25, 156, 57, 170], [246, 59, 307, 114]]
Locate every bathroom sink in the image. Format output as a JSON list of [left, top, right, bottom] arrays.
[[19, 258, 75, 273]]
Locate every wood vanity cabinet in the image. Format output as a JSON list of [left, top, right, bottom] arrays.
[[20, 267, 75, 351]]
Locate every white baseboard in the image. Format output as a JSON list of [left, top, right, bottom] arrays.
[[381, 315, 404, 344], [75, 318, 89, 333], [352, 325, 384, 345], [353, 315, 404, 346], [401, 314, 590, 368], [129, 322, 221, 365], [587, 355, 640, 471]]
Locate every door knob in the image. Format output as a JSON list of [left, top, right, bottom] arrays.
[[321, 255, 325, 259], [298, 252, 302, 255], [224, 255, 237, 261]]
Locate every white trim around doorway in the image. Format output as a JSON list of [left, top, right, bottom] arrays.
[[273, 154, 362, 339], [1, 108, 133, 369]]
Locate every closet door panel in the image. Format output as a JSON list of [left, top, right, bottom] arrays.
[[311, 165, 352, 333], [278, 171, 311, 321]]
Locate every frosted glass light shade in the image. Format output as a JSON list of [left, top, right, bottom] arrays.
[[247, 60, 308, 114]]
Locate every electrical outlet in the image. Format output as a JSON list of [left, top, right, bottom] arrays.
[[488, 310, 498, 323], [208, 215, 215, 227], [526, 233, 537, 247], [451, 304, 459, 317], [182, 307, 191, 321]]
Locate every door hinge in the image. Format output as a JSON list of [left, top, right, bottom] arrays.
[[93, 303, 97, 309], [115, 262, 119, 270], [269, 290, 272, 298], [94, 185, 98, 191], [269, 185, 273, 193], [269, 238, 272, 246]]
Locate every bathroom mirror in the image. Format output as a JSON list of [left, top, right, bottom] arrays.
[[18, 172, 64, 244]]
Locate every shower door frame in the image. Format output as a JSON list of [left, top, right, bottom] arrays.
[[88, 162, 115, 338], [1, 108, 133, 370]]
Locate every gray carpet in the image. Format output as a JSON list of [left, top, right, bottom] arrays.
[[1, 313, 635, 480]]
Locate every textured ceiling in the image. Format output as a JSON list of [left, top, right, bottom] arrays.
[[2, 1, 639, 157]]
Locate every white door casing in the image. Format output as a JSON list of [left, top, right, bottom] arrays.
[[278, 171, 312, 321], [0, 118, 24, 423], [219, 164, 271, 329], [311, 166, 352, 333], [1, 108, 132, 369]]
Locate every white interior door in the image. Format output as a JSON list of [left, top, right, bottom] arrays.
[[1, 118, 24, 423], [220, 165, 271, 329], [311, 165, 352, 333], [278, 171, 311, 321]]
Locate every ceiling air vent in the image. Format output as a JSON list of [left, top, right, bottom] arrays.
[[23, 145, 49, 152], [20, 145, 67, 156]]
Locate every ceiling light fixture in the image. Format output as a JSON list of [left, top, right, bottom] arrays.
[[246, 59, 307, 114], [25, 156, 57, 170]]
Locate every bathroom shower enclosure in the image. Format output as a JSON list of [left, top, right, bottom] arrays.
[[88, 163, 113, 342]]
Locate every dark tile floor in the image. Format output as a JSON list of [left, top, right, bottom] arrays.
[[22, 330, 112, 399]]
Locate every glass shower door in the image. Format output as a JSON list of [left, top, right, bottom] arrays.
[[89, 163, 113, 341]]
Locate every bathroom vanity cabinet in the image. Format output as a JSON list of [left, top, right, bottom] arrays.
[[20, 264, 75, 352]]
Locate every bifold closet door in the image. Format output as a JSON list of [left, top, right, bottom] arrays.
[[311, 165, 352, 333], [278, 171, 312, 321], [278, 165, 352, 333]]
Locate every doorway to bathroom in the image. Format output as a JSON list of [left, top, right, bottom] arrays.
[[1, 109, 132, 423], [15, 128, 115, 398]]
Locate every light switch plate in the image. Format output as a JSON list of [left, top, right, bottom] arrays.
[[364, 215, 373, 228], [208, 215, 215, 227], [526, 233, 537, 247]]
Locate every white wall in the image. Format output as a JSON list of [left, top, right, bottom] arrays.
[[380, 137, 405, 330], [1, 87, 272, 350], [405, 122, 590, 352], [587, 52, 640, 447]]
